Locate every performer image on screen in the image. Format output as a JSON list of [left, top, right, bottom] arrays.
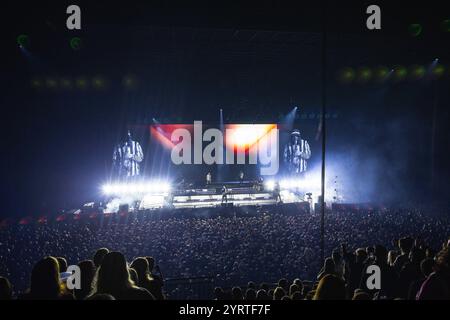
[[283, 129, 311, 175], [113, 130, 144, 179]]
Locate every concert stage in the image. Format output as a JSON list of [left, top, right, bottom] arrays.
[[102, 180, 309, 213]]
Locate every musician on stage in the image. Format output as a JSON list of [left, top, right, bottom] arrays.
[[273, 181, 282, 203], [112, 130, 144, 179], [239, 171, 244, 183], [221, 185, 229, 204], [206, 171, 212, 185]]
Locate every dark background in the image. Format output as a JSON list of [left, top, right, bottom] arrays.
[[1, 0, 449, 217]]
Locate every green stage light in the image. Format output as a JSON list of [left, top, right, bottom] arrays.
[[31, 78, 41, 88], [123, 74, 138, 88], [70, 37, 82, 50], [410, 65, 426, 79], [92, 76, 106, 89], [60, 78, 72, 88], [338, 68, 355, 83], [45, 78, 58, 88], [408, 24, 423, 37], [441, 19, 450, 32], [17, 34, 29, 48], [432, 64, 445, 77], [338, 67, 355, 83], [357, 67, 372, 82], [76, 78, 88, 89], [394, 66, 407, 81], [375, 66, 390, 81]]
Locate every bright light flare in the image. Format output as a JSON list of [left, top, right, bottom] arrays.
[[102, 181, 171, 196], [226, 124, 276, 148], [264, 180, 275, 191]]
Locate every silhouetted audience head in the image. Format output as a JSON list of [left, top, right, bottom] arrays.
[[129, 268, 139, 285], [256, 289, 268, 300], [387, 250, 398, 266], [278, 278, 288, 291], [435, 246, 449, 273], [131, 257, 164, 300], [374, 245, 388, 264], [29, 256, 62, 299], [356, 248, 368, 263], [260, 283, 269, 291], [289, 284, 300, 297], [353, 291, 370, 300], [91, 251, 133, 297], [0, 277, 13, 300], [410, 247, 426, 265], [86, 293, 115, 300], [56, 257, 68, 273], [293, 278, 303, 287], [75, 260, 95, 300], [420, 258, 435, 277], [273, 287, 286, 300], [291, 291, 303, 300], [305, 290, 315, 300], [323, 257, 335, 274], [399, 237, 414, 254], [332, 249, 341, 263], [145, 256, 155, 271], [93, 248, 109, 268], [231, 287, 243, 300], [245, 288, 256, 300], [214, 287, 224, 300], [313, 274, 346, 300], [130, 257, 150, 286]]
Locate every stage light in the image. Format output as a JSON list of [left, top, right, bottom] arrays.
[[101, 181, 171, 196], [408, 24, 423, 37], [92, 76, 106, 89], [393, 66, 407, 81], [60, 78, 72, 89], [123, 74, 138, 89], [140, 194, 165, 209], [226, 124, 276, 148], [70, 37, 82, 50], [76, 78, 88, 89], [441, 20, 450, 32], [357, 67, 372, 82], [17, 34, 29, 48], [432, 64, 445, 78], [264, 180, 275, 191], [102, 184, 113, 195], [161, 182, 171, 193], [31, 78, 41, 88], [45, 78, 58, 88], [375, 66, 390, 81], [338, 67, 355, 83], [410, 65, 426, 79]]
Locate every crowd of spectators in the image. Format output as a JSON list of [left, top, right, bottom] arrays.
[[0, 208, 449, 300]]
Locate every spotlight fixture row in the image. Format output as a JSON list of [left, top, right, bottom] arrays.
[[338, 63, 447, 84], [30, 75, 139, 90]]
